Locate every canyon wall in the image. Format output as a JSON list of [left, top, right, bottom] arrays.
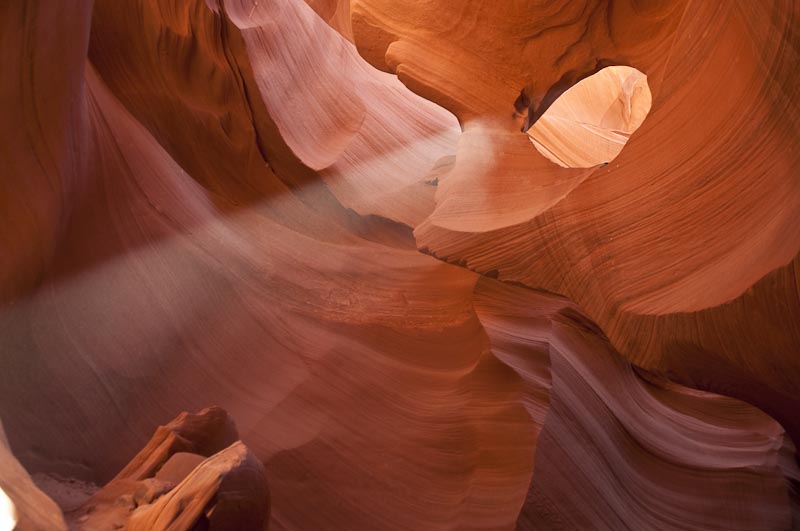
[[0, 0, 798, 529]]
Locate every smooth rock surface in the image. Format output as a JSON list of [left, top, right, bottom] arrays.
[[0, 0, 798, 529]]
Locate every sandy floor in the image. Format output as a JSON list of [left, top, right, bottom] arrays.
[[31, 473, 97, 513]]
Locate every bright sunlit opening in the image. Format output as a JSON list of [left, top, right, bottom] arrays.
[[0, 486, 17, 531], [527, 66, 652, 168]]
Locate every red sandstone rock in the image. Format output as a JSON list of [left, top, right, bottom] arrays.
[[0, 0, 798, 529], [67, 408, 268, 531], [0, 423, 66, 531]]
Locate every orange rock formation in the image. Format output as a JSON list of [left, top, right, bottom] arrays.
[[0, 0, 798, 529]]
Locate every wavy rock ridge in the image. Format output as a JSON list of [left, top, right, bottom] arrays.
[[0, 0, 798, 529]]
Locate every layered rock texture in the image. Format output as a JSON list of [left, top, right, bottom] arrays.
[[1, 0, 798, 529], [67, 407, 269, 531]]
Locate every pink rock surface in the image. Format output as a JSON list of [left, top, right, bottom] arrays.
[[0, 0, 798, 529]]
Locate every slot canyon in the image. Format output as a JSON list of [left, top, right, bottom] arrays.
[[1, 0, 799, 529]]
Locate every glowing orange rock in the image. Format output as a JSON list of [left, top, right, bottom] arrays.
[[0, 0, 798, 528]]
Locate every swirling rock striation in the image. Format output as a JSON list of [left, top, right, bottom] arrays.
[[0, 0, 798, 529]]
